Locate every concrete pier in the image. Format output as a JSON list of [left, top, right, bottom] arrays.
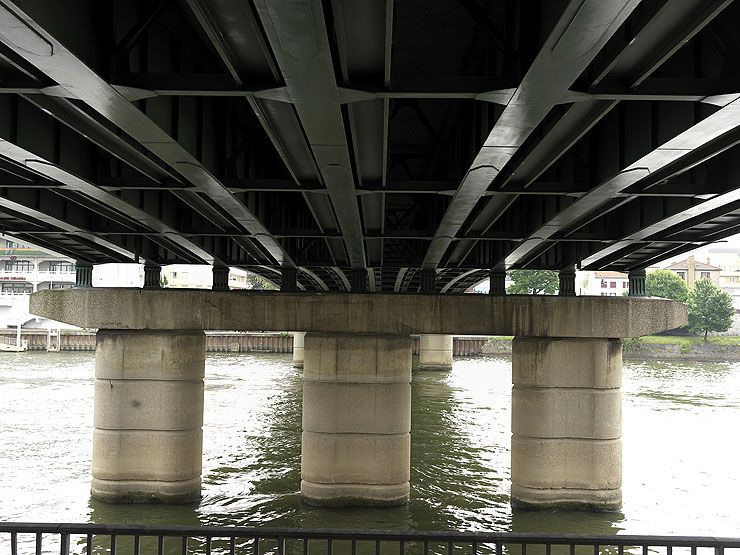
[[92, 329, 205, 503], [511, 337, 622, 511], [301, 333, 412, 506], [30, 290, 687, 509], [418, 334, 453, 371], [292, 332, 305, 368]]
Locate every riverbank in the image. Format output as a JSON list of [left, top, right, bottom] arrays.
[[4, 330, 740, 361], [482, 335, 740, 361], [0, 330, 489, 355]]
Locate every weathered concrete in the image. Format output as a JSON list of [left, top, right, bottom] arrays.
[[30, 289, 687, 337], [418, 334, 453, 370], [92, 329, 205, 503], [292, 332, 305, 368], [301, 333, 412, 506], [510, 337, 622, 511]]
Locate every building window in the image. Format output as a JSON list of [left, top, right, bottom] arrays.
[[4, 260, 32, 272], [600, 280, 607, 288], [677, 271, 686, 280], [700, 271, 711, 280], [622, 282, 628, 288], [610, 281, 616, 288], [1, 282, 32, 293], [49, 261, 75, 273], [50, 283, 73, 289]]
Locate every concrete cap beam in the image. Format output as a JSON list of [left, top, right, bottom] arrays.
[[29, 289, 687, 338]]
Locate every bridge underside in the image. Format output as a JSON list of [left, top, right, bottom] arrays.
[[2, 0, 740, 291]]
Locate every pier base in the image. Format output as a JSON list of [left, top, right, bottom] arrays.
[[301, 333, 411, 506], [510, 337, 622, 511], [292, 332, 305, 368], [91, 329, 205, 503], [418, 334, 453, 371]]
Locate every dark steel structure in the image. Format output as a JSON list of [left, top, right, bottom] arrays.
[[2, 523, 739, 555], [2, 0, 740, 292]]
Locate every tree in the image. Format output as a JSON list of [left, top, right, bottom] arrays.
[[506, 270, 558, 295], [645, 269, 689, 302], [687, 279, 735, 341], [245, 271, 278, 290]]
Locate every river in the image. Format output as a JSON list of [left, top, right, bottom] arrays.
[[1, 352, 739, 537]]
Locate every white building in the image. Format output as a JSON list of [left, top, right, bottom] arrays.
[[578, 271, 629, 296]]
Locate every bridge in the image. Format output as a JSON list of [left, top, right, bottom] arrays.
[[0, 0, 727, 513], [1, 0, 739, 292]]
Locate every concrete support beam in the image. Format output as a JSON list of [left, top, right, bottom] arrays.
[[418, 334, 453, 371], [92, 329, 205, 503], [511, 337, 622, 511], [292, 332, 305, 368], [301, 333, 412, 506], [29, 290, 687, 338]]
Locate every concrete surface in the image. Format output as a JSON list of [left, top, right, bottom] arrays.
[[510, 337, 622, 511], [301, 333, 412, 506], [92, 329, 205, 504], [292, 331, 305, 368], [418, 334, 453, 371], [30, 289, 687, 337]]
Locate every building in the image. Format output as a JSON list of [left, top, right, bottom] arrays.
[[0, 236, 77, 328], [666, 256, 720, 287], [579, 271, 629, 296], [162, 265, 262, 290]]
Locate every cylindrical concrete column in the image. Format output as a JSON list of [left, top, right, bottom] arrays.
[[92, 329, 205, 503], [511, 337, 622, 511], [301, 333, 411, 506], [418, 334, 453, 371], [292, 332, 305, 368]]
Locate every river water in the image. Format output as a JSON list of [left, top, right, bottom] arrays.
[[1, 352, 739, 538]]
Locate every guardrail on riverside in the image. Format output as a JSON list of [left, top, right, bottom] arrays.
[[1, 524, 738, 555]]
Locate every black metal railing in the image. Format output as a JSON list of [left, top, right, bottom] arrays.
[[1, 524, 738, 555]]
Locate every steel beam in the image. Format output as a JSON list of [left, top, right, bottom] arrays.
[[421, 0, 641, 270], [251, 0, 366, 269], [0, 0, 292, 267], [0, 137, 213, 263], [448, 0, 733, 269]]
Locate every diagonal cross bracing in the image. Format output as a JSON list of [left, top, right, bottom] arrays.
[[504, 98, 740, 268], [0, 138, 214, 263], [420, 0, 642, 270], [251, 0, 367, 269], [455, 0, 733, 269], [0, 0, 292, 268]]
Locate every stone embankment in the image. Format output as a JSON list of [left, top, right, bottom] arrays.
[[482, 337, 740, 361], [6, 331, 735, 361], [0, 331, 489, 355]]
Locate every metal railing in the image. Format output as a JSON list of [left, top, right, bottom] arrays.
[[0, 524, 739, 555]]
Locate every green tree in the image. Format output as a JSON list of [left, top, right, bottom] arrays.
[[687, 279, 735, 341], [246, 271, 278, 290], [645, 269, 689, 302], [506, 270, 558, 295]]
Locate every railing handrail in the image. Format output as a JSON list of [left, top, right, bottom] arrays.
[[1, 523, 739, 547]]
